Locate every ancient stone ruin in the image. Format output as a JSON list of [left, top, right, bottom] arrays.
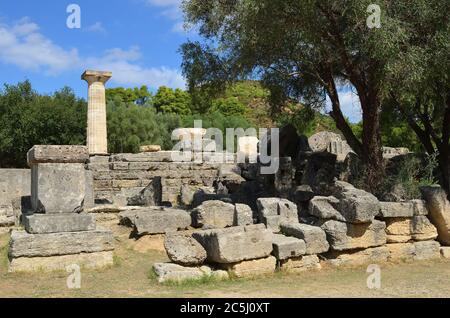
[[1, 69, 450, 282], [8, 145, 114, 272]]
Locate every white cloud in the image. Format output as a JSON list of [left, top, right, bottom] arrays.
[[146, 0, 187, 33], [85, 47, 186, 89], [0, 18, 186, 89], [0, 18, 79, 75], [86, 22, 106, 33]]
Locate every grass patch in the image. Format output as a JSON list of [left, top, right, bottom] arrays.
[[161, 274, 226, 288], [0, 234, 10, 271]]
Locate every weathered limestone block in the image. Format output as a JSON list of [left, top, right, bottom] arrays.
[[192, 224, 273, 263], [420, 186, 450, 245], [385, 216, 438, 243], [386, 243, 415, 261], [120, 208, 191, 235], [262, 215, 284, 233], [386, 241, 441, 261], [109, 151, 175, 163], [140, 145, 161, 153], [272, 234, 306, 260], [257, 198, 298, 232], [308, 131, 342, 152], [191, 200, 235, 228], [27, 145, 89, 164], [440, 247, 450, 258], [153, 263, 213, 283], [412, 216, 438, 241], [0, 169, 30, 207], [414, 240, 441, 260], [191, 190, 232, 208], [320, 220, 386, 251], [84, 170, 95, 209], [126, 178, 162, 206], [337, 188, 380, 223], [280, 222, 329, 254], [234, 204, 253, 226], [309, 196, 344, 221], [279, 255, 321, 273], [379, 201, 414, 218], [411, 199, 429, 216], [8, 251, 114, 273], [9, 229, 114, 258], [256, 198, 298, 220], [164, 234, 207, 266], [220, 256, 276, 278], [326, 246, 389, 267], [23, 213, 95, 234], [31, 163, 87, 213]]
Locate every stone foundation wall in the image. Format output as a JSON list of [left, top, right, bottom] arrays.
[[0, 169, 30, 206], [0, 169, 31, 226], [87, 152, 244, 208]]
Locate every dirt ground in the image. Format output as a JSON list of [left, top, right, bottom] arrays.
[[1, 225, 450, 298]]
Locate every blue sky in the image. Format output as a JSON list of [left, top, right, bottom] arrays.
[[0, 0, 362, 122]]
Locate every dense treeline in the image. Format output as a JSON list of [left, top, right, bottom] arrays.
[[0, 81, 278, 167], [0, 79, 425, 168]]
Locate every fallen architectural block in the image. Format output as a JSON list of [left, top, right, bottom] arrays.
[[164, 234, 207, 266], [256, 198, 299, 232], [272, 234, 306, 260], [386, 241, 441, 261], [413, 241, 441, 260], [234, 204, 254, 226], [220, 256, 276, 278], [9, 229, 114, 258], [192, 224, 273, 263], [191, 200, 235, 228], [380, 200, 430, 218], [309, 196, 344, 222], [336, 188, 380, 223], [385, 216, 438, 243], [256, 198, 298, 220], [153, 263, 213, 283], [27, 145, 89, 164], [440, 247, 450, 258], [320, 220, 386, 251], [120, 207, 191, 235], [325, 246, 389, 267], [386, 243, 416, 261], [420, 186, 450, 245], [9, 251, 113, 273], [23, 213, 95, 234], [279, 255, 321, 273], [280, 222, 329, 254]]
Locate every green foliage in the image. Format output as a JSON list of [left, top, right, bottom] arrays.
[[152, 86, 192, 115], [379, 153, 439, 200], [106, 100, 164, 153], [106, 86, 151, 105], [210, 97, 247, 117], [276, 106, 339, 137], [0, 81, 86, 168]]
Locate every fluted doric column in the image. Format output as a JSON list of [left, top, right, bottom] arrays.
[[81, 70, 112, 155]]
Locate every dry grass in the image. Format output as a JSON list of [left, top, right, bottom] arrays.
[[1, 231, 450, 298]]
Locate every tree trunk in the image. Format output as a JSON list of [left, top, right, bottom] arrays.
[[360, 94, 384, 191]]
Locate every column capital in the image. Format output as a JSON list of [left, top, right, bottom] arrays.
[[81, 70, 112, 84]]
